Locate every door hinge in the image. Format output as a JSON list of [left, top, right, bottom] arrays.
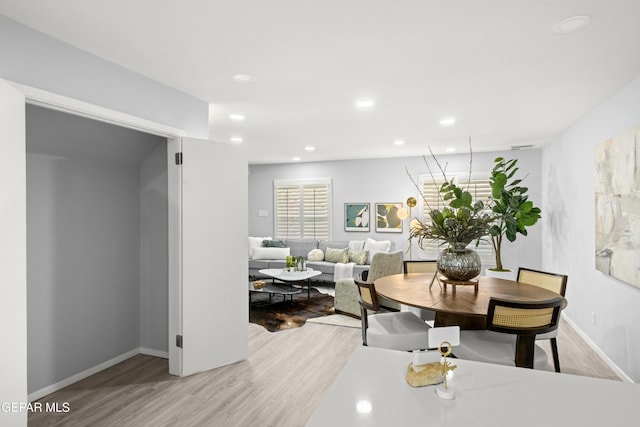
[[176, 334, 183, 348], [175, 152, 183, 165]]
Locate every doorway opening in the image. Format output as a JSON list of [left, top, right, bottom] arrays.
[[25, 104, 169, 399]]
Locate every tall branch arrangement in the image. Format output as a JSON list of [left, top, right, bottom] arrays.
[[406, 139, 493, 252]]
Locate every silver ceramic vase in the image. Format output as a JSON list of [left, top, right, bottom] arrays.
[[437, 245, 481, 281]]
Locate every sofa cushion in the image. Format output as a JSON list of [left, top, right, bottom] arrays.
[[325, 247, 349, 263], [308, 248, 324, 261], [348, 249, 369, 265], [348, 240, 365, 252], [252, 247, 290, 260], [268, 260, 286, 270], [306, 261, 336, 275], [249, 259, 271, 270], [285, 239, 319, 258], [364, 238, 392, 264]]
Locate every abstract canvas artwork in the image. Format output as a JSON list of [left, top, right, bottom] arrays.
[[344, 203, 370, 232], [594, 125, 640, 288], [375, 203, 403, 233]]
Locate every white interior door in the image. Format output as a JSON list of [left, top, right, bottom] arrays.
[[168, 137, 249, 376], [0, 78, 28, 425]]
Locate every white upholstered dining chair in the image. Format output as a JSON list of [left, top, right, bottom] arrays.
[[334, 251, 404, 317], [355, 279, 431, 351], [453, 296, 564, 370], [517, 267, 568, 372]]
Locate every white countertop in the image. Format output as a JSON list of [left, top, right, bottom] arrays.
[[307, 346, 639, 426]]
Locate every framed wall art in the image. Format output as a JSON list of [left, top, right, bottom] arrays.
[[595, 124, 640, 288], [375, 202, 403, 233], [344, 203, 370, 232]]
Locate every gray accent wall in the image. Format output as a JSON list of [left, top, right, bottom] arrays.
[[0, 15, 208, 137], [26, 107, 168, 394], [248, 149, 542, 271], [140, 143, 169, 352], [542, 75, 640, 382]]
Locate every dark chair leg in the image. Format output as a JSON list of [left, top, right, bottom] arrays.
[[550, 338, 561, 373], [360, 307, 368, 346], [515, 336, 536, 369]]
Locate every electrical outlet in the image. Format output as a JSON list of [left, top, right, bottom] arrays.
[[592, 312, 597, 325]]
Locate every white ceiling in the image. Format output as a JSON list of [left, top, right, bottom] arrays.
[[3, 1, 640, 164]]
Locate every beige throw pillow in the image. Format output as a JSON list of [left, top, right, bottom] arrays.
[[348, 249, 369, 265], [325, 247, 349, 263]]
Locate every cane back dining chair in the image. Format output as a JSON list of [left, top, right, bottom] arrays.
[[517, 267, 568, 372], [402, 260, 439, 322], [453, 296, 564, 370], [355, 279, 431, 351]]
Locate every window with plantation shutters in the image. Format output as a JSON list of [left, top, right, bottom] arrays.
[[418, 174, 494, 262], [274, 179, 331, 240]]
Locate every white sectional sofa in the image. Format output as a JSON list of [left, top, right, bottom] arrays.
[[248, 238, 393, 283]]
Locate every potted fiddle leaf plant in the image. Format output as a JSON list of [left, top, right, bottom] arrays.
[[488, 156, 541, 273]]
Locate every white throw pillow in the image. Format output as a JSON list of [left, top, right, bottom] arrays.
[[363, 238, 391, 264], [307, 249, 324, 262], [348, 240, 365, 252], [252, 247, 290, 260], [248, 236, 271, 258]]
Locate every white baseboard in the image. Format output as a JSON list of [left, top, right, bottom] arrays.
[[28, 346, 169, 402], [139, 347, 169, 359], [562, 314, 634, 383]]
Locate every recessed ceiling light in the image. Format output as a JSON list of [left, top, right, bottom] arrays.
[[552, 15, 591, 34], [230, 136, 243, 143], [304, 146, 315, 152], [355, 99, 375, 109], [446, 147, 456, 153], [439, 117, 456, 127], [356, 400, 372, 414], [229, 114, 245, 121], [232, 73, 257, 83], [393, 140, 405, 146], [292, 157, 301, 161]]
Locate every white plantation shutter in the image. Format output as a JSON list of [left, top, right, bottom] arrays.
[[275, 184, 302, 238], [274, 179, 331, 239], [418, 174, 493, 261]]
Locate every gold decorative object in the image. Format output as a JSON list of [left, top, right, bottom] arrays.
[[406, 361, 453, 387], [401, 196, 417, 260], [436, 341, 457, 400], [405, 344, 457, 388], [253, 280, 266, 289]]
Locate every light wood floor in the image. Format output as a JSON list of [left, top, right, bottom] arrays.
[[29, 318, 620, 427]]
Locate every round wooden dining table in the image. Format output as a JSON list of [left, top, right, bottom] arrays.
[[374, 273, 567, 329]]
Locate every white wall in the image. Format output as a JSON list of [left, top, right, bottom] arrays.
[[0, 77, 27, 427], [542, 75, 640, 382], [0, 15, 208, 138], [249, 149, 542, 271]]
